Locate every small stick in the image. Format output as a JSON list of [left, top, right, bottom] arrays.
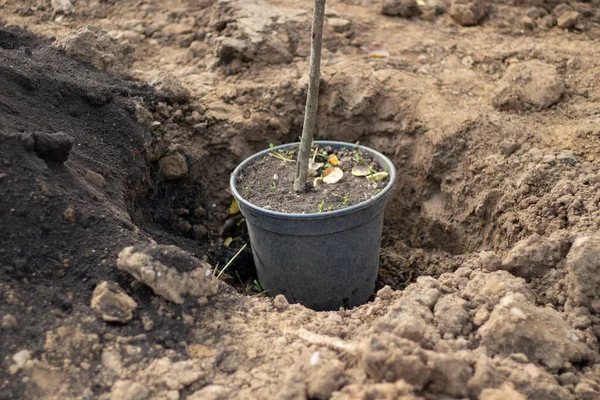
[[216, 243, 248, 280]]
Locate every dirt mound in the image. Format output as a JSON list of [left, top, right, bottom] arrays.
[[2, 0, 600, 399]]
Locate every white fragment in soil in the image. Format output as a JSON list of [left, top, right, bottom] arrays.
[[9, 350, 31, 374], [310, 351, 321, 366], [510, 307, 527, 320], [205, 269, 211, 277], [569, 332, 579, 342], [273, 173, 279, 180]]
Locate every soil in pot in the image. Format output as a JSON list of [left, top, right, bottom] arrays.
[[235, 144, 390, 214]]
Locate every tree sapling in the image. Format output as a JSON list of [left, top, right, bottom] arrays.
[[293, 0, 327, 192]]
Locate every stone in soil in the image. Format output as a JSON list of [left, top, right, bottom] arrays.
[[91, 281, 137, 323], [85, 170, 106, 187], [557, 11, 579, 30], [449, 0, 488, 26], [117, 244, 217, 304], [159, 153, 188, 180], [565, 236, 600, 310], [492, 60, 565, 111]]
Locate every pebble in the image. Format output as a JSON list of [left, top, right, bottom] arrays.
[[85, 170, 106, 187], [273, 294, 289, 310], [500, 142, 520, 157], [1, 314, 17, 329], [91, 281, 137, 323], [557, 11, 579, 30], [159, 153, 188, 180], [9, 350, 31, 374]]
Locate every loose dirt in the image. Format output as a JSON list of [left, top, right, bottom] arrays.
[[1, 0, 600, 399]]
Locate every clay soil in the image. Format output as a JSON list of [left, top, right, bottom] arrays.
[[1, 0, 600, 399]]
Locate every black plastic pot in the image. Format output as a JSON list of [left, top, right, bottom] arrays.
[[230, 141, 396, 311]]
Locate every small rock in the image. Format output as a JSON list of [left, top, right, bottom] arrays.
[[117, 244, 218, 304], [500, 142, 520, 157], [56, 26, 135, 77], [501, 234, 562, 279], [159, 153, 188, 180], [217, 37, 255, 64], [521, 16, 536, 30], [273, 294, 289, 310], [557, 11, 579, 30], [149, 73, 190, 103], [110, 380, 149, 400], [449, 0, 487, 26], [492, 60, 564, 111], [1, 314, 17, 329], [91, 281, 137, 323], [63, 205, 76, 223], [9, 350, 31, 375], [565, 236, 600, 308], [85, 170, 106, 187], [381, 0, 422, 18], [33, 132, 74, 163], [327, 18, 351, 33], [141, 314, 155, 331], [376, 285, 394, 300], [51, 0, 74, 15]]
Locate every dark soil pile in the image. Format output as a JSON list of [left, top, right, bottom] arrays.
[[0, 24, 189, 398]]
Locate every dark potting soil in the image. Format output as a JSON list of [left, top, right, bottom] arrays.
[[236, 145, 390, 214]]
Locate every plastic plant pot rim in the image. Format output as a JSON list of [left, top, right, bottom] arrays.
[[230, 141, 397, 220]]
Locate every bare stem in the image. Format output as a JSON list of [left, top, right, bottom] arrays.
[[293, 0, 326, 193]]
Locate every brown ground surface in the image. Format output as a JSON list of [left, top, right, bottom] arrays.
[[2, 0, 600, 399]]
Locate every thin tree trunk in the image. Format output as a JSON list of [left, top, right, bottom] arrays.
[[293, 0, 326, 193]]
